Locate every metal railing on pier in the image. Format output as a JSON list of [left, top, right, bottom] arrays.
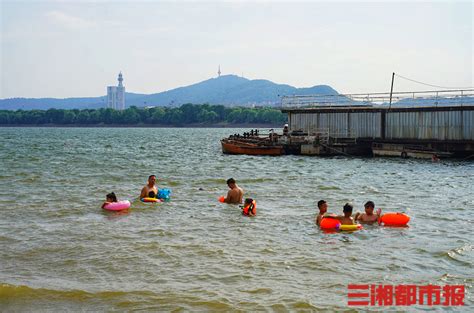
[[281, 89, 474, 108]]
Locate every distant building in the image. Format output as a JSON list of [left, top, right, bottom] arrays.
[[107, 72, 125, 110]]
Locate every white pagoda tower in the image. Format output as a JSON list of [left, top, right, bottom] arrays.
[[106, 72, 126, 110]]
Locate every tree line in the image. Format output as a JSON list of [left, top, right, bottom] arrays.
[[0, 104, 287, 126]]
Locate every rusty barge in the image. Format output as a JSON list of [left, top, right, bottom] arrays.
[[221, 138, 284, 156]]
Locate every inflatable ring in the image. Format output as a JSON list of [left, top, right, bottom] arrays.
[[339, 224, 363, 231], [218, 196, 225, 203], [141, 197, 163, 203], [103, 200, 131, 211], [379, 212, 410, 226], [320, 217, 341, 230]]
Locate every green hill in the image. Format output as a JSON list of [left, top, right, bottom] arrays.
[[0, 75, 338, 110]]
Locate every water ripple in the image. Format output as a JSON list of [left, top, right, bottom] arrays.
[[0, 127, 473, 310]]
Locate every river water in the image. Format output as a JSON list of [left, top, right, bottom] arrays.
[[0, 127, 472, 311]]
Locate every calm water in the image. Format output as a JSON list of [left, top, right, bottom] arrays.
[[0, 127, 472, 311]]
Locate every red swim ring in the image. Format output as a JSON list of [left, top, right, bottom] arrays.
[[320, 217, 341, 230], [379, 212, 410, 226]]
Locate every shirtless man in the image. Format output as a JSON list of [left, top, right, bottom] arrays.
[[355, 201, 382, 224], [315, 200, 328, 225], [140, 175, 158, 199], [223, 178, 243, 204], [336, 203, 355, 225]]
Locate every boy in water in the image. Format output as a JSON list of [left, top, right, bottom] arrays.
[[355, 201, 382, 224], [336, 203, 355, 225], [315, 200, 328, 225], [242, 198, 257, 216]]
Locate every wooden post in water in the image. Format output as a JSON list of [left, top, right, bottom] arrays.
[[389, 72, 395, 110]]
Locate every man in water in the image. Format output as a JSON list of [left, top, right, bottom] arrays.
[[336, 203, 355, 225], [140, 175, 158, 199], [223, 178, 243, 204], [355, 201, 382, 224], [315, 199, 328, 225]]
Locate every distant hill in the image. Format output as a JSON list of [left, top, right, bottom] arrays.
[[0, 75, 338, 110], [128, 75, 338, 107]]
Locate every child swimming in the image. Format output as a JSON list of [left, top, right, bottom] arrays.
[[101, 192, 118, 209], [337, 203, 355, 225], [241, 198, 256, 216]]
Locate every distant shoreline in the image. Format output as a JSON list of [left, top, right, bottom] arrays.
[[0, 123, 281, 129]]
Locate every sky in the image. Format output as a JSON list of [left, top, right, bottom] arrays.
[[0, 0, 472, 99]]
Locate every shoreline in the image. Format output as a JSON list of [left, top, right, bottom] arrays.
[[0, 123, 281, 129]]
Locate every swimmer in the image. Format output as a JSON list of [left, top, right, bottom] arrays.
[[223, 178, 243, 204], [242, 198, 256, 216], [355, 201, 382, 224], [315, 200, 328, 225], [336, 203, 355, 225], [140, 175, 159, 199], [101, 192, 117, 209]]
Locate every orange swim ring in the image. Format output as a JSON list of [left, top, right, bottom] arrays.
[[320, 217, 341, 230], [379, 212, 410, 226]]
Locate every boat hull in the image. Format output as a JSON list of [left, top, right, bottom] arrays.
[[221, 139, 284, 156]]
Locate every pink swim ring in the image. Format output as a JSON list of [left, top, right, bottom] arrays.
[[103, 200, 131, 211]]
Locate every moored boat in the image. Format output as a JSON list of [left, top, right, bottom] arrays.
[[221, 138, 284, 156]]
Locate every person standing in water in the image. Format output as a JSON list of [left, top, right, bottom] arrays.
[[223, 178, 244, 204], [355, 201, 382, 224], [315, 200, 328, 225], [140, 175, 158, 199], [336, 203, 356, 225]]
